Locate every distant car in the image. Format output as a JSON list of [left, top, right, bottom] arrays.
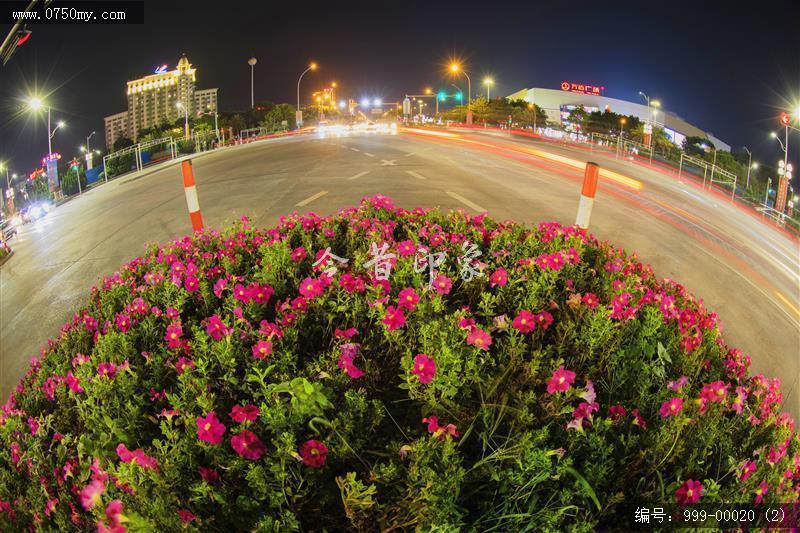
[[20, 200, 53, 224], [0, 218, 17, 242]]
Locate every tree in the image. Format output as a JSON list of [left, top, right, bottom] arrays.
[[683, 136, 713, 157], [112, 137, 134, 152], [260, 103, 296, 132]]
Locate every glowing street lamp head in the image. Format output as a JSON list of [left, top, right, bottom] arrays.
[[331, 81, 337, 88], [57, 121, 65, 128], [425, 87, 432, 95], [309, 62, 318, 70], [651, 100, 661, 108], [373, 98, 382, 106], [450, 63, 460, 73], [80, 146, 86, 153], [28, 97, 44, 110], [483, 77, 494, 86], [360, 98, 370, 107], [770, 132, 777, 138]]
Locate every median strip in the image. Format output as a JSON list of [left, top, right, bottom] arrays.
[[446, 191, 487, 213], [296, 190, 329, 207]]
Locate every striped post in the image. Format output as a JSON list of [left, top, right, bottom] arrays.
[[575, 162, 599, 229], [181, 160, 204, 231]]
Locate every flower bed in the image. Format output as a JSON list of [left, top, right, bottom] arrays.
[[1, 195, 797, 530]]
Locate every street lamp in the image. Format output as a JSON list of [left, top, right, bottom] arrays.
[[176, 102, 189, 140], [27, 97, 64, 157], [247, 57, 257, 109], [296, 62, 317, 128], [483, 77, 494, 100], [449, 63, 471, 109], [743, 146, 756, 188]]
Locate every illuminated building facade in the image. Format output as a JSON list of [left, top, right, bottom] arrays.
[[507, 85, 730, 151], [103, 111, 129, 149], [103, 55, 218, 147]]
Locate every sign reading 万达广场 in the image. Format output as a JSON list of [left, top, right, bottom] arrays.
[[560, 81, 605, 96]]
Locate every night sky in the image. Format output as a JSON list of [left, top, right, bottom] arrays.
[[0, 0, 798, 178]]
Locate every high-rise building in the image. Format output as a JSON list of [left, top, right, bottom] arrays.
[[194, 88, 218, 117], [104, 111, 129, 149], [103, 55, 218, 148]]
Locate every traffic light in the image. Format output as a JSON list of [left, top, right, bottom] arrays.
[[1, 28, 32, 66], [455, 92, 463, 102], [437, 91, 447, 102]]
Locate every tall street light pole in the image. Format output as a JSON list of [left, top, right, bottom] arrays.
[[483, 77, 494, 100], [743, 146, 754, 188], [177, 102, 189, 140], [248, 57, 257, 109], [296, 62, 318, 128]]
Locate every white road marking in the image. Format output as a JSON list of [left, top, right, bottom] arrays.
[[296, 190, 329, 207], [446, 191, 487, 213], [351, 147, 360, 152], [404, 152, 416, 157], [347, 171, 369, 181], [363, 152, 375, 158], [405, 170, 427, 180], [381, 159, 397, 166]]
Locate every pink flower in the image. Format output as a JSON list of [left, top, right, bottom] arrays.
[[466, 327, 492, 350], [382, 305, 407, 331], [422, 416, 459, 440], [608, 404, 627, 422], [79, 480, 106, 510], [660, 397, 683, 418], [699, 380, 729, 404], [396, 240, 416, 257], [432, 274, 452, 295], [581, 292, 599, 309], [175, 357, 195, 375], [115, 313, 131, 332], [213, 277, 228, 298], [334, 327, 358, 339], [512, 310, 536, 333], [299, 440, 328, 468], [165, 322, 183, 349], [230, 404, 260, 423], [580, 380, 596, 403], [754, 480, 769, 504], [198, 466, 220, 484], [667, 376, 689, 392], [66, 371, 84, 394], [546, 366, 576, 394], [116, 443, 158, 470], [739, 460, 757, 481], [233, 283, 251, 303], [97, 362, 117, 379], [631, 408, 648, 429], [105, 500, 124, 527], [231, 430, 265, 460], [178, 510, 196, 524], [251, 339, 273, 359], [535, 311, 554, 330], [291, 246, 307, 262], [196, 412, 226, 445], [299, 277, 324, 299], [397, 288, 420, 311], [184, 275, 200, 293], [206, 315, 231, 341], [338, 344, 365, 379], [675, 479, 702, 505], [489, 268, 507, 287], [411, 354, 436, 384], [732, 386, 748, 414]]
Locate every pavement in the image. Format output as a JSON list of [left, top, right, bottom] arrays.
[[1, 128, 798, 418]]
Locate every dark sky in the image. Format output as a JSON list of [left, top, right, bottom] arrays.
[[0, 0, 798, 178]]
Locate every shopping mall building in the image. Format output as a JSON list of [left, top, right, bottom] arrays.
[[507, 83, 730, 151]]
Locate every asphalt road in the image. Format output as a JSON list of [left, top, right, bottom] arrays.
[[1, 128, 798, 417]]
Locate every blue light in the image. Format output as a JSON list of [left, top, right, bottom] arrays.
[[373, 98, 382, 106], [360, 98, 370, 107]]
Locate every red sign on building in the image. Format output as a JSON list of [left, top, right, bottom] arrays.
[[560, 81, 605, 95]]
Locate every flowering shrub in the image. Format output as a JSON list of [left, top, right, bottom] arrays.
[[1, 194, 798, 530]]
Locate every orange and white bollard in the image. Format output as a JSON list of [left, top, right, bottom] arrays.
[[181, 160, 204, 231], [575, 162, 599, 229]]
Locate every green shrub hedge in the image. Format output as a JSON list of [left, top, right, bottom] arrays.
[[1, 195, 797, 531]]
